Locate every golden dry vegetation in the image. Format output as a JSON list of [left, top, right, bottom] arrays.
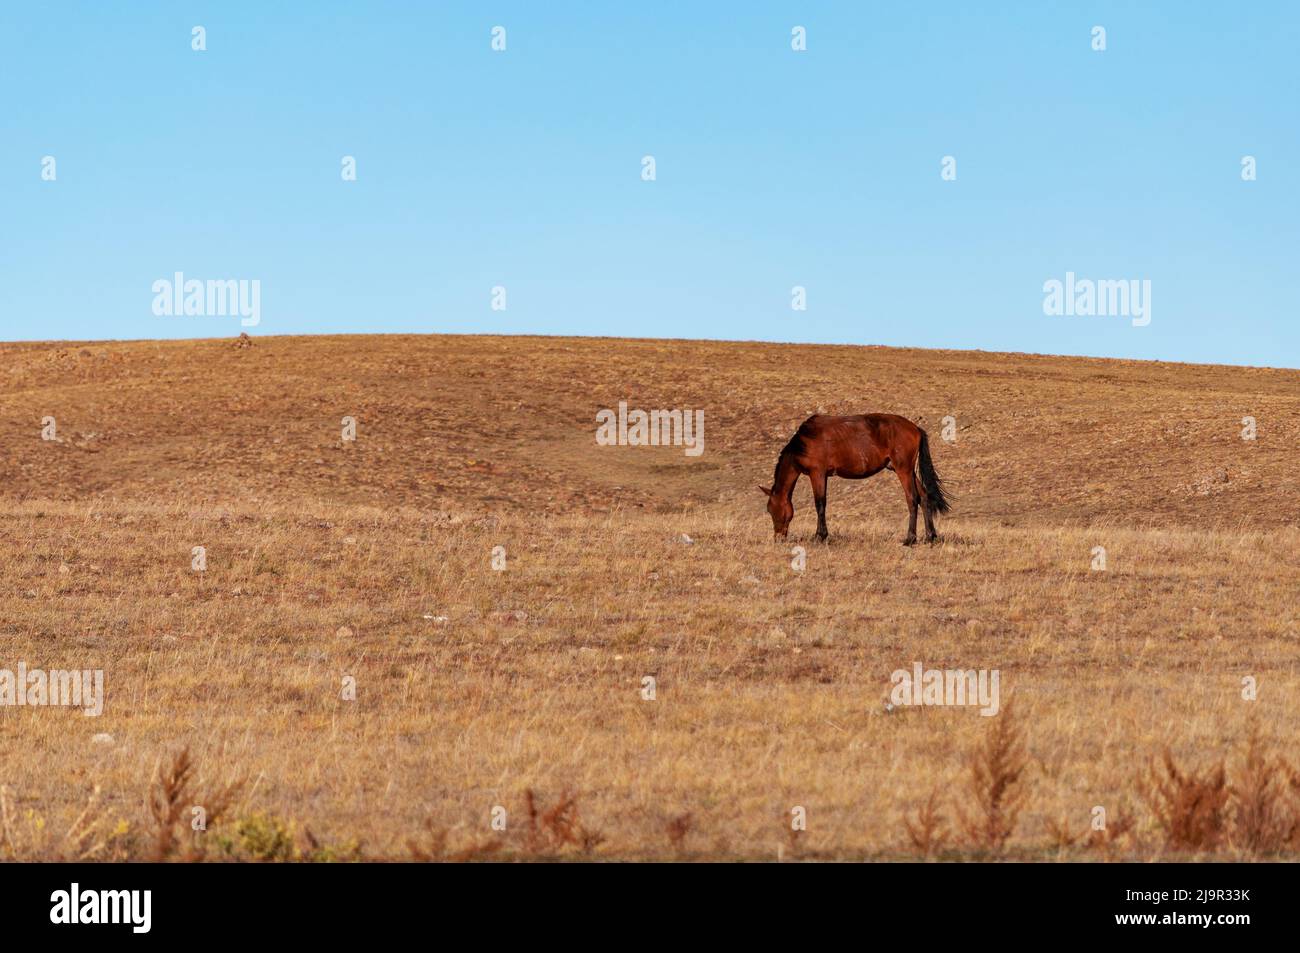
[[0, 333, 1297, 861]]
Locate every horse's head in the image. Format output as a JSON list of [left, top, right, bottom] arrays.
[[757, 485, 792, 539]]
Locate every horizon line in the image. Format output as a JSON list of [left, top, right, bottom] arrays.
[[3, 329, 1297, 375]]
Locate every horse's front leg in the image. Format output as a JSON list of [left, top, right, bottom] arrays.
[[810, 470, 829, 542]]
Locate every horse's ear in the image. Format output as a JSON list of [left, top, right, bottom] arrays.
[[756, 485, 772, 496]]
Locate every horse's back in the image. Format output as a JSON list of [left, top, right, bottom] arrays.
[[798, 413, 919, 442], [789, 413, 918, 475]]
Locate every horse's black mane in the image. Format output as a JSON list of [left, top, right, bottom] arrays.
[[780, 417, 814, 461], [775, 425, 811, 482]]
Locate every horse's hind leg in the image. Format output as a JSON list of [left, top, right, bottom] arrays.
[[921, 498, 938, 543], [894, 460, 919, 545], [810, 469, 829, 542], [915, 469, 938, 543]]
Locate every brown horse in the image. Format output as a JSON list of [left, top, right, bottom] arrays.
[[758, 413, 950, 545]]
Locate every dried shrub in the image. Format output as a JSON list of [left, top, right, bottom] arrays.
[[1140, 750, 1229, 852], [524, 788, 604, 855], [1045, 813, 1081, 851], [1086, 805, 1136, 859], [904, 787, 948, 857], [146, 747, 244, 861], [409, 789, 603, 861], [957, 705, 1029, 854], [665, 812, 693, 853], [1229, 724, 1295, 855]]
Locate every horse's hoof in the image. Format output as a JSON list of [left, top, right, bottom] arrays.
[[815, 534, 829, 545], [925, 535, 940, 545], [902, 537, 917, 547]]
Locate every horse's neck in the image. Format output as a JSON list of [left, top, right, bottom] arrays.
[[774, 454, 800, 499]]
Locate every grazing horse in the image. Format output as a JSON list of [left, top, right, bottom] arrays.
[[758, 413, 950, 545]]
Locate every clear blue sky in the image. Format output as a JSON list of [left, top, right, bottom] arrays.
[[3, 2, 1297, 366]]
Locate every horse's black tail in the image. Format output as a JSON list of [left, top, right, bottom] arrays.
[[916, 429, 951, 514]]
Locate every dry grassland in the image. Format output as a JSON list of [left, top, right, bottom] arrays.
[[1, 334, 1297, 860]]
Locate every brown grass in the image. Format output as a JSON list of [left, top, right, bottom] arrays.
[[0, 782, 127, 861], [1, 333, 1298, 860]]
